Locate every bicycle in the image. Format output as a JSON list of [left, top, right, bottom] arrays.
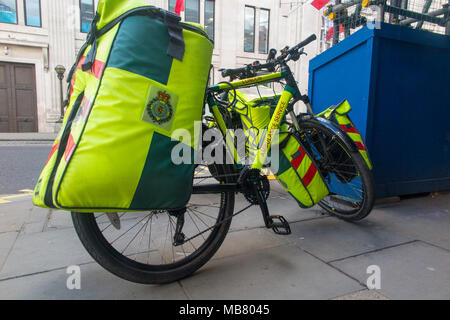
[[71, 34, 375, 284]]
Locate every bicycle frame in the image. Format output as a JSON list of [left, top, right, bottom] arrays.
[[192, 66, 302, 232], [191, 57, 373, 232]]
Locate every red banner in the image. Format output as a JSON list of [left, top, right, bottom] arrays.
[[175, 0, 185, 15], [311, 0, 331, 10], [326, 25, 344, 41]]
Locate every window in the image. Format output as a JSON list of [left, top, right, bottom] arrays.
[[24, 0, 41, 27], [244, 6, 255, 52], [0, 0, 17, 24], [185, 0, 199, 23], [80, 0, 94, 33], [204, 0, 214, 40], [170, 0, 213, 40], [168, 0, 176, 12], [258, 9, 269, 54]]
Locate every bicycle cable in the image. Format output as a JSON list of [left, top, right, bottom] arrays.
[[214, 81, 237, 109]]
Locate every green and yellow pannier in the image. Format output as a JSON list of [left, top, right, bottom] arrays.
[[33, 0, 213, 212], [317, 100, 373, 178], [275, 135, 329, 208], [227, 87, 288, 161]]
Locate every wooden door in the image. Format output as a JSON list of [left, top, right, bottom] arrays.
[[0, 62, 38, 132]]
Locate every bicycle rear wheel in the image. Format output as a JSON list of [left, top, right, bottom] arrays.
[[71, 163, 235, 284], [298, 119, 375, 221]]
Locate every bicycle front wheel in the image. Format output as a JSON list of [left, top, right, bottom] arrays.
[[71, 163, 235, 284], [298, 119, 375, 221]]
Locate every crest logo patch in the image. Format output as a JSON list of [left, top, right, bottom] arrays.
[[147, 91, 173, 124], [143, 86, 178, 131]]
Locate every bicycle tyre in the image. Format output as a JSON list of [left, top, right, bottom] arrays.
[[71, 163, 235, 284], [299, 119, 375, 221]]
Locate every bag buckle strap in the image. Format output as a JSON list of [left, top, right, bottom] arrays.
[[163, 11, 185, 61], [82, 13, 100, 72]]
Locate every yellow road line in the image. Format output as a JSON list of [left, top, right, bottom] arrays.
[[2, 193, 33, 200], [0, 190, 34, 204], [262, 168, 276, 180]]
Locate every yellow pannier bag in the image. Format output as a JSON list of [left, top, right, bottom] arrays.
[[275, 135, 329, 208], [227, 87, 288, 161], [317, 100, 373, 177], [33, 0, 213, 212]]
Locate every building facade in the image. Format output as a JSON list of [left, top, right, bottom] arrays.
[[0, 0, 322, 133]]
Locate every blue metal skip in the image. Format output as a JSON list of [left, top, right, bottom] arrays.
[[308, 23, 450, 198]]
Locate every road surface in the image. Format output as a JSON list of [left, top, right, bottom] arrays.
[[0, 143, 51, 195]]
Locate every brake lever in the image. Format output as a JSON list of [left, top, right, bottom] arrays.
[[290, 48, 307, 62]]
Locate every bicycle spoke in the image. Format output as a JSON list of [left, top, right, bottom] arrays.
[[110, 214, 150, 245]]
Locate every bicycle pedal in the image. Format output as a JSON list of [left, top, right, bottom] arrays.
[[269, 215, 291, 235]]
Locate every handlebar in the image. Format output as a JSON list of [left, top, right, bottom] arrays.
[[220, 34, 317, 80], [289, 34, 317, 55], [220, 61, 274, 78]]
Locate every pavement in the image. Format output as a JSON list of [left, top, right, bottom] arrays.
[[0, 181, 449, 300], [0, 133, 57, 142]]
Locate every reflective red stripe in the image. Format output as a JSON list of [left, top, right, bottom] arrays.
[[69, 57, 86, 97], [339, 124, 366, 150], [340, 124, 359, 134], [64, 134, 76, 162], [90, 59, 106, 79], [46, 142, 60, 166], [290, 146, 306, 170], [290, 144, 318, 187], [69, 57, 105, 97], [302, 164, 318, 187], [81, 96, 93, 119], [355, 141, 366, 151]]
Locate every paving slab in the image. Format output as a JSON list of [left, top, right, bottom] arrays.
[[0, 232, 18, 271], [47, 210, 74, 230], [331, 241, 450, 300], [287, 215, 412, 262], [0, 227, 93, 280], [181, 245, 363, 300], [230, 188, 325, 232], [213, 228, 288, 260], [333, 289, 389, 300], [369, 194, 450, 250], [0, 262, 187, 300], [21, 205, 50, 234], [0, 200, 33, 233]]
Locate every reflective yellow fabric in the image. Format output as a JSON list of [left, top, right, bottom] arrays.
[[317, 100, 372, 170], [166, 27, 213, 148], [275, 136, 329, 208], [33, 2, 213, 211], [96, 0, 149, 30], [33, 24, 120, 209], [227, 87, 286, 162], [55, 68, 153, 208]]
